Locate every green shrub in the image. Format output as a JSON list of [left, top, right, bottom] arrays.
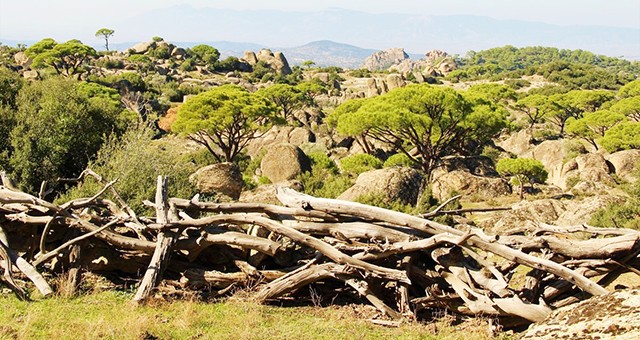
[[590, 201, 640, 230], [297, 152, 352, 199], [258, 176, 271, 185], [58, 126, 197, 214], [383, 153, 414, 168], [355, 193, 414, 214], [181, 147, 218, 167], [481, 145, 502, 164], [339, 154, 382, 175], [307, 152, 339, 174], [238, 151, 265, 190], [504, 78, 531, 90]]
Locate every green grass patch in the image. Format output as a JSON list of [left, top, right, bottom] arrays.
[[0, 291, 507, 339]]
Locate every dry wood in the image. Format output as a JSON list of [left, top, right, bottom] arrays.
[[133, 176, 176, 303], [181, 268, 286, 289], [2, 174, 639, 325], [150, 214, 410, 283], [275, 187, 608, 296], [255, 263, 354, 302]]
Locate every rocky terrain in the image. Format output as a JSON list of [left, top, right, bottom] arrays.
[[1, 38, 639, 338]]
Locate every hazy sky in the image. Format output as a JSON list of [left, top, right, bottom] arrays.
[[1, 0, 639, 43]]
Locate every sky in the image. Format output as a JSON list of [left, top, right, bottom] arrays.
[[1, 0, 639, 44]]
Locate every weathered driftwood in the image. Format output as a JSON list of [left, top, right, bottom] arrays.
[[1, 176, 639, 327], [275, 187, 609, 296], [133, 176, 176, 303]]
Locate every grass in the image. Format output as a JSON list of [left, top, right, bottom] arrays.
[[0, 290, 510, 340]]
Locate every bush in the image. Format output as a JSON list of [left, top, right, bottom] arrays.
[[383, 153, 414, 168], [339, 154, 382, 175], [355, 193, 414, 214], [590, 201, 640, 230], [504, 78, 531, 90], [297, 152, 353, 199], [58, 127, 197, 214]]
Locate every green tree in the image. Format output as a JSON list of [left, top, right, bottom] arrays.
[[610, 96, 640, 122], [547, 90, 614, 135], [565, 110, 626, 150], [95, 28, 115, 51], [335, 84, 506, 176], [301, 60, 316, 69], [328, 97, 375, 154], [256, 84, 306, 124], [189, 44, 220, 70], [516, 94, 550, 128], [25, 39, 96, 77], [172, 85, 279, 162], [618, 79, 640, 98], [496, 157, 548, 199], [8, 77, 124, 192], [599, 122, 640, 153]]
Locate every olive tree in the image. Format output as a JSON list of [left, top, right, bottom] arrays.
[[496, 158, 548, 199], [172, 85, 279, 162]]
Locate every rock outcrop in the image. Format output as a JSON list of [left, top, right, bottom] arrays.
[[338, 167, 423, 205], [260, 143, 310, 183], [13, 51, 32, 68], [246, 126, 315, 157], [189, 163, 244, 200], [607, 149, 640, 183], [244, 49, 292, 75], [522, 289, 640, 340], [362, 48, 409, 71], [431, 170, 511, 201]]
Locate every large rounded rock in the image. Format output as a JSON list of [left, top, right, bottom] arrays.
[[260, 144, 310, 184], [246, 126, 314, 157], [434, 156, 499, 177], [530, 140, 567, 189], [338, 167, 423, 205], [385, 74, 405, 91], [431, 170, 511, 201], [555, 195, 622, 226], [13, 51, 32, 67], [130, 41, 156, 54], [575, 153, 615, 184], [189, 163, 244, 200], [488, 199, 566, 231], [522, 289, 640, 340], [607, 149, 640, 183]]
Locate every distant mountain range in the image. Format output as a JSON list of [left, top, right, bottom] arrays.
[[2, 7, 639, 67], [114, 6, 639, 58]]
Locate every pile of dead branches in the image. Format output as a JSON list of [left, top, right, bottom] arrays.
[[1, 171, 638, 327]]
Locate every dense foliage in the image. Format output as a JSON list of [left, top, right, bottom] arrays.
[[333, 84, 506, 176], [2, 77, 130, 192], [172, 85, 280, 162], [448, 45, 639, 89]]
